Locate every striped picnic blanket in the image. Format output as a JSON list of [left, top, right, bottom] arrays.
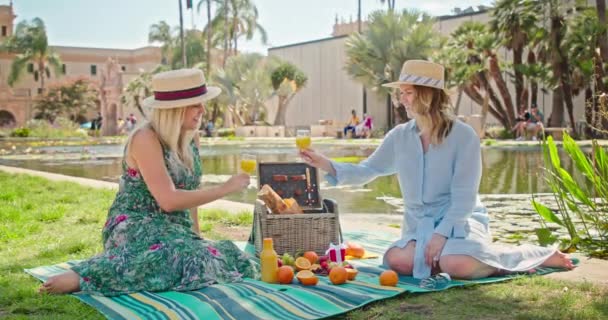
[[25, 231, 574, 320]]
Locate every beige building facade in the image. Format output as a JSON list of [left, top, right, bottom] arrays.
[[0, 4, 162, 128], [270, 2, 606, 132]]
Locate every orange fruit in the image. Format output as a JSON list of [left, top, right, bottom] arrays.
[[303, 251, 319, 264], [379, 270, 399, 287], [346, 242, 365, 258], [277, 266, 294, 284], [346, 268, 358, 280], [329, 266, 348, 285], [296, 270, 319, 286], [295, 257, 311, 271]]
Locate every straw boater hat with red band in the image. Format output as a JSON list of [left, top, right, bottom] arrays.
[[382, 60, 445, 90], [143, 68, 221, 109]]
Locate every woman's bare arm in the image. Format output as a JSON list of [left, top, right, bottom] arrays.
[[128, 128, 248, 212]]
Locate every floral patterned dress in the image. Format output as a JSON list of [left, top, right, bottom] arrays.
[[71, 140, 259, 296]]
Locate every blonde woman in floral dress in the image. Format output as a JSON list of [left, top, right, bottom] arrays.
[[41, 69, 259, 295]]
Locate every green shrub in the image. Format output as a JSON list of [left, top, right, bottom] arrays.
[[217, 128, 235, 137], [10, 127, 30, 137]]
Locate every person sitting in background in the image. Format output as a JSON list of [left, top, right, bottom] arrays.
[[204, 119, 215, 137], [525, 105, 544, 141], [513, 107, 531, 141], [355, 114, 373, 138], [343, 109, 360, 138]]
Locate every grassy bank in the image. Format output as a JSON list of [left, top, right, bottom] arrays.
[[0, 172, 606, 319]]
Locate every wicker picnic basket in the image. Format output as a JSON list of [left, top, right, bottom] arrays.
[[251, 162, 343, 256]]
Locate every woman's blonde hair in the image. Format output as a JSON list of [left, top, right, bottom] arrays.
[[126, 107, 198, 171], [410, 85, 454, 145]]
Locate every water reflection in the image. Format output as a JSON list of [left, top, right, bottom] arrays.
[[0, 145, 578, 214]]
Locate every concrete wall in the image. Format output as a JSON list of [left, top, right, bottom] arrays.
[[268, 36, 388, 131]]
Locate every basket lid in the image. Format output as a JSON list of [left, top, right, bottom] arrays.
[[257, 162, 323, 210]]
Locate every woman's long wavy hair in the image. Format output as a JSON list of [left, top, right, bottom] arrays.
[[126, 107, 199, 171], [410, 85, 454, 145]]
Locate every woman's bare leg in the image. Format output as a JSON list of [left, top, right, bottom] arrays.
[[384, 241, 416, 275], [439, 255, 498, 279], [39, 270, 80, 294]]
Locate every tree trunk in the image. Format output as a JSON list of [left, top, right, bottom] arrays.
[[559, 58, 578, 136], [274, 95, 288, 125], [223, 1, 229, 67], [488, 54, 516, 127], [475, 71, 509, 125], [453, 85, 464, 115], [463, 84, 509, 129], [597, 0, 608, 62], [206, 0, 212, 75], [549, 16, 564, 127], [527, 50, 538, 108], [584, 87, 594, 138], [386, 93, 394, 129], [513, 45, 524, 108], [38, 62, 45, 94]]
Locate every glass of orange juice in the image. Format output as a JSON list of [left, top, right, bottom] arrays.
[[296, 129, 311, 150], [240, 154, 257, 175]]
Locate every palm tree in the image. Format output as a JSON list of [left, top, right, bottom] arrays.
[[490, 0, 538, 109], [531, 0, 577, 135], [379, 0, 396, 11], [197, 0, 220, 74], [208, 0, 267, 60], [171, 29, 207, 69], [344, 9, 440, 128], [596, 0, 608, 63], [121, 65, 170, 119], [436, 22, 515, 131], [148, 21, 173, 64], [1, 18, 62, 94]]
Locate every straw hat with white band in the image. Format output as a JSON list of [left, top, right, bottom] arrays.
[[143, 69, 221, 109], [382, 60, 445, 90]]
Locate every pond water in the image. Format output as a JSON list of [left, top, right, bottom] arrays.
[[0, 142, 578, 214]]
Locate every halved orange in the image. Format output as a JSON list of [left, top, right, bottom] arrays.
[[296, 270, 319, 286], [295, 257, 312, 271], [346, 268, 358, 280]]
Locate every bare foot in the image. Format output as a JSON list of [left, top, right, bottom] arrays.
[[39, 270, 81, 294], [540, 251, 575, 270]]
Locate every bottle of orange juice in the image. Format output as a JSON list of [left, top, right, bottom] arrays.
[[260, 238, 278, 283]]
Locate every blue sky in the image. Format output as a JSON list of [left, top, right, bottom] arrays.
[[9, 0, 493, 54]]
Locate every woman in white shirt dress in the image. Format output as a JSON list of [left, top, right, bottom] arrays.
[[300, 60, 573, 280]]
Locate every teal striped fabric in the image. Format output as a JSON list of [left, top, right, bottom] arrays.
[[25, 231, 575, 320]]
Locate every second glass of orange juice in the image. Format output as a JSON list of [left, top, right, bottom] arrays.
[[240, 154, 257, 175], [296, 129, 311, 150]]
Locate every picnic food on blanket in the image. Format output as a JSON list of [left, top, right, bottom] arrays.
[[346, 268, 358, 280], [260, 238, 279, 283], [329, 266, 348, 285], [296, 270, 319, 286], [280, 252, 295, 267], [295, 257, 312, 271], [303, 251, 319, 264], [345, 241, 365, 258], [277, 266, 295, 284], [326, 243, 347, 263], [257, 184, 303, 214], [379, 270, 399, 287]]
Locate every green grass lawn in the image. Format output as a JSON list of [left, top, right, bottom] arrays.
[[1, 171, 607, 319]]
